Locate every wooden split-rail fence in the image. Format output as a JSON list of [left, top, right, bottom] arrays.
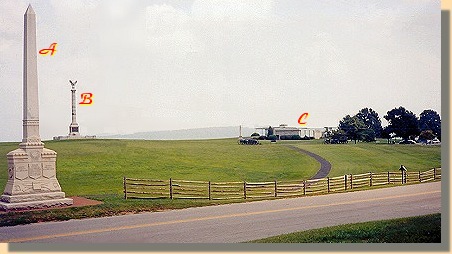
[[123, 168, 441, 200]]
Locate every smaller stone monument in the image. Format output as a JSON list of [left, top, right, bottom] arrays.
[[68, 80, 81, 137], [53, 80, 96, 140]]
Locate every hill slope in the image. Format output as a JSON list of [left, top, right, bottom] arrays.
[[100, 126, 257, 140], [0, 139, 440, 197], [0, 139, 319, 196]]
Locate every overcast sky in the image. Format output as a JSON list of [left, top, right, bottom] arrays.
[[0, 0, 441, 141]]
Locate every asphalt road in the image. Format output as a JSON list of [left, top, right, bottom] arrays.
[[0, 181, 441, 243]]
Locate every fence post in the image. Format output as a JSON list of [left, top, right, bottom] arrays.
[[170, 178, 173, 199], [303, 180, 306, 195], [387, 172, 390, 184], [243, 181, 247, 199], [274, 180, 277, 197], [123, 177, 127, 200], [419, 171, 421, 182], [350, 174, 353, 189], [344, 175, 347, 191], [327, 177, 330, 193], [369, 172, 372, 187], [208, 181, 211, 200], [433, 168, 436, 180]]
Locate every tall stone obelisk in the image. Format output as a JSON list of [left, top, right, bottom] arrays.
[[0, 5, 73, 210], [68, 80, 80, 137]]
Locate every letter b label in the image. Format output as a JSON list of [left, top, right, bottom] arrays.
[[79, 93, 93, 105]]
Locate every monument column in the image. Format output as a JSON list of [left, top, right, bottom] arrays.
[[21, 4, 42, 148], [0, 5, 73, 210], [68, 80, 80, 136]]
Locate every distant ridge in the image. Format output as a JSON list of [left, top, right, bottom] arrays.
[[100, 126, 257, 140]]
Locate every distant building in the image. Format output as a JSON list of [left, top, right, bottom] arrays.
[[300, 127, 325, 139], [257, 124, 326, 139], [273, 124, 301, 137]]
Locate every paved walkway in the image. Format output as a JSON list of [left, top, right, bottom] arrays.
[[285, 145, 332, 179]]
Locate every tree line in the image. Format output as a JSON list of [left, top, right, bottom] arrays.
[[331, 107, 441, 143]]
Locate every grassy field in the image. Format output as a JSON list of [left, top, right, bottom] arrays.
[[248, 213, 441, 243], [0, 138, 441, 226], [291, 140, 441, 176], [0, 139, 320, 196]]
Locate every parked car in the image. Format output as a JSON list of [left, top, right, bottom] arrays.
[[238, 138, 260, 145], [399, 139, 416, 144], [324, 135, 348, 144]]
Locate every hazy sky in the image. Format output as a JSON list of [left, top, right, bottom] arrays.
[[0, 0, 441, 141]]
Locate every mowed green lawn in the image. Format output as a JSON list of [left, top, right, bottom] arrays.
[[0, 139, 441, 197], [291, 140, 441, 176], [249, 213, 441, 243], [0, 139, 319, 196]]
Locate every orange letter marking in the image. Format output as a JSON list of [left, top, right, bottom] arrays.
[[298, 112, 309, 125], [39, 43, 57, 56], [79, 93, 93, 105]]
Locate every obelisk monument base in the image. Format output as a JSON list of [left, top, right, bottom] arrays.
[[0, 146, 73, 210]]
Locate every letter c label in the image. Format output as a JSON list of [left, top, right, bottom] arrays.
[[298, 113, 309, 125]]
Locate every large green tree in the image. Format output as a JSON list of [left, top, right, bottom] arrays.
[[358, 129, 376, 142], [419, 109, 441, 140], [384, 106, 419, 140], [339, 115, 366, 143], [355, 108, 383, 138]]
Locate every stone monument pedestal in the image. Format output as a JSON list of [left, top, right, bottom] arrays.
[[0, 146, 73, 210]]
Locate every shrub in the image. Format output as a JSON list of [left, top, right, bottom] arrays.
[[279, 135, 303, 140], [268, 135, 277, 141]]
